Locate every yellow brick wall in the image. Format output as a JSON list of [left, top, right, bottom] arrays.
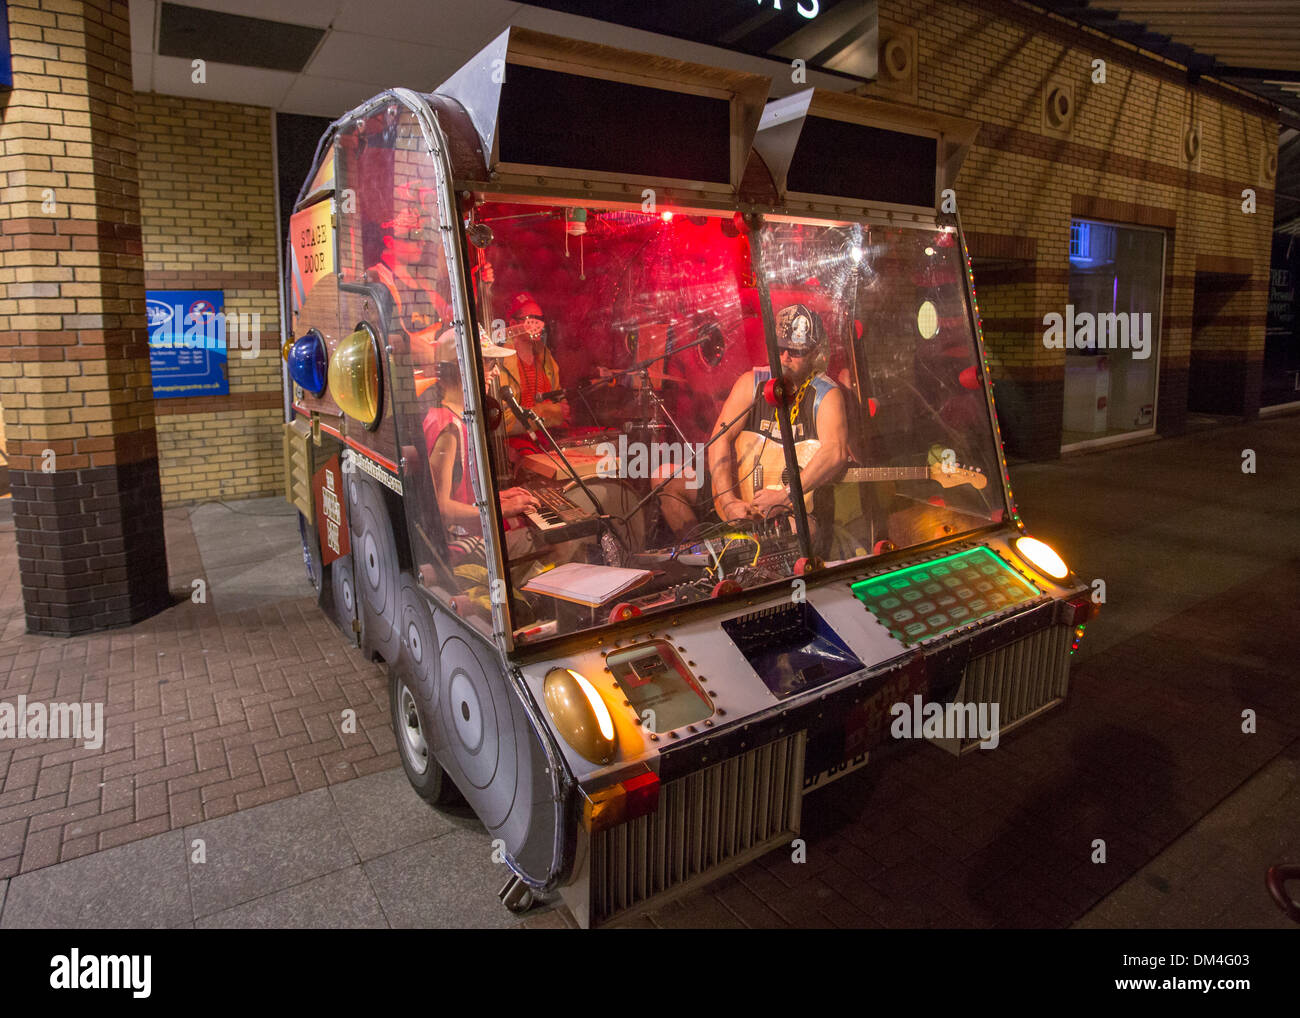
[[0, 0, 162, 479], [134, 93, 284, 506], [871, 0, 1275, 379]]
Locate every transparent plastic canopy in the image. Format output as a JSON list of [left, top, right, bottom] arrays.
[[327, 96, 1008, 647]]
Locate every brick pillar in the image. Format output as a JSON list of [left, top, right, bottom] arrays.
[[0, 0, 170, 635]]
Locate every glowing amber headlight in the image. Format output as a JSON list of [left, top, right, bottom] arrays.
[[328, 324, 382, 428], [1014, 536, 1069, 580], [544, 667, 616, 764]]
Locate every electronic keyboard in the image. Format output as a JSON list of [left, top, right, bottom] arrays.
[[523, 488, 601, 542]]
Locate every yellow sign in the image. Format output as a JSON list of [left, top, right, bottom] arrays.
[[289, 200, 334, 315]]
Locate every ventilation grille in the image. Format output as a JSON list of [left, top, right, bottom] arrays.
[[590, 731, 806, 925], [283, 418, 313, 522], [935, 624, 1071, 754]]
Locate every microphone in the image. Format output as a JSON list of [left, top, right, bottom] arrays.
[[500, 388, 540, 439]]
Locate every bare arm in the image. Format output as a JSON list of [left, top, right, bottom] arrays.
[[796, 385, 850, 491], [430, 429, 482, 528], [708, 369, 757, 520]]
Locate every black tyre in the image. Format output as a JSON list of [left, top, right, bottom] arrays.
[[390, 661, 461, 806], [298, 513, 324, 598]]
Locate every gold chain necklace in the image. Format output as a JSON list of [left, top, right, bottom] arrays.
[[776, 375, 814, 427]]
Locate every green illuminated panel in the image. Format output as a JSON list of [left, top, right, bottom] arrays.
[[850, 547, 1040, 645]]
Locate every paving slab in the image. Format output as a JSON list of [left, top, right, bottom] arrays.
[[0, 830, 189, 928], [185, 787, 358, 918], [328, 767, 464, 862], [362, 829, 536, 929], [187, 501, 304, 608], [196, 866, 388, 929]]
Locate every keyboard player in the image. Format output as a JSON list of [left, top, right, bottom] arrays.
[[423, 334, 585, 569]]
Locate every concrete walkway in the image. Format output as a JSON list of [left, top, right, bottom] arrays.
[[1, 412, 1298, 928]]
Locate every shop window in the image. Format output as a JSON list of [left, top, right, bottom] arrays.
[[1062, 219, 1165, 447]]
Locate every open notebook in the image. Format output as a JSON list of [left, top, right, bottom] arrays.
[[521, 562, 652, 607]]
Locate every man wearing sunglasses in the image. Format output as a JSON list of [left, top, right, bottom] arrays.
[[707, 303, 850, 533]]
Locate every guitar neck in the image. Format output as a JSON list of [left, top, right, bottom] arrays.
[[841, 466, 932, 483]]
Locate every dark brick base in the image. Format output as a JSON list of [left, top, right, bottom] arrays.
[[1156, 364, 1189, 437], [10, 459, 171, 636], [1187, 354, 1263, 418]]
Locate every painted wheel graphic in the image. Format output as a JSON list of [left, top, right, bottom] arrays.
[[348, 475, 401, 663], [437, 636, 519, 830], [330, 553, 356, 633], [397, 578, 439, 704]]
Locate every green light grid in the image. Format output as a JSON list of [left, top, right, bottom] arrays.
[[850, 546, 1041, 645]]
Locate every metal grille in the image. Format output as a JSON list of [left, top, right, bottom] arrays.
[[590, 731, 805, 925], [938, 624, 1072, 754], [282, 419, 313, 522]]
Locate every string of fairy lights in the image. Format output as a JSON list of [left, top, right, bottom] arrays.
[[958, 227, 1022, 530]]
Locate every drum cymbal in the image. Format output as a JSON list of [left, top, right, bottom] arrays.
[[479, 341, 517, 359]]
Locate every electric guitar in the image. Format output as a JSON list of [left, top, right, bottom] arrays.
[[734, 430, 987, 509]]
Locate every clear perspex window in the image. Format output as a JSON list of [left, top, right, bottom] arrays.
[[446, 201, 1007, 643]]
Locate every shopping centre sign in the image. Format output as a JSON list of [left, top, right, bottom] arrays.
[[517, 0, 876, 82]]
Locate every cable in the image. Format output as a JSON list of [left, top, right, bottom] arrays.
[[165, 498, 298, 520]]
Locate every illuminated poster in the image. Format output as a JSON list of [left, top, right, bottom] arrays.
[[145, 289, 229, 398]]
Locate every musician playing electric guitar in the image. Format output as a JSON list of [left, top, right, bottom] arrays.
[[709, 303, 849, 538]]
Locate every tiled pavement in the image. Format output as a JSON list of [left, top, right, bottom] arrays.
[[0, 499, 399, 878], [0, 412, 1298, 927]]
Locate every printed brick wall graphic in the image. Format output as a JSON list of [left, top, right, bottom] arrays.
[[134, 94, 283, 507], [0, 0, 171, 635]]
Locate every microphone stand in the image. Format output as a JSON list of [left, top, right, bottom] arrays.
[[619, 388, 764, 529], [502, 390, 626, 558]]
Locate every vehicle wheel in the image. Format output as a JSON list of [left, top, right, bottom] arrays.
[[298, 513, 324, 598], [390, 663, 460, 805]]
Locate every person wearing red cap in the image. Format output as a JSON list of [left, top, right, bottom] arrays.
[[497, 292, 571, 435]]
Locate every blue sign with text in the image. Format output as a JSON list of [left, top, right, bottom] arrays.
[[2, 1, 14, 90], [146, 290, 229, 398]]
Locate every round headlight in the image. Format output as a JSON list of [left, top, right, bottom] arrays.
[[329, 324, 382, 428], [286, 329, 328, 397], [544, 667, 616, 764], [1014, 536, 1069, 580]]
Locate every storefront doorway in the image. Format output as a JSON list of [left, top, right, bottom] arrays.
[[1061, 219, 1166, 450]]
